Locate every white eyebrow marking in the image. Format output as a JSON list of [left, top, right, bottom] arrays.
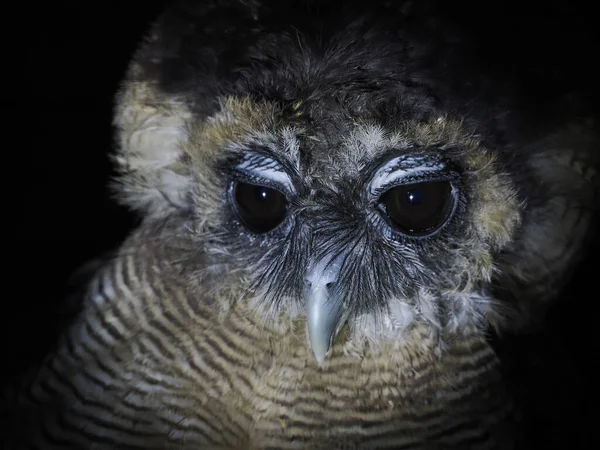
[[370, 156, 445, 193], [236, 154, 295, 192]]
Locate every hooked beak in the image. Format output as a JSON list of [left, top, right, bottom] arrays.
[[304, 253, 348, 364]]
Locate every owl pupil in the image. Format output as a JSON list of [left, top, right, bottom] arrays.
[[379, 181, 453, 236], [256, 187, 269, 200], [233, 182, 288, 233], [406, 189, 423, 205]]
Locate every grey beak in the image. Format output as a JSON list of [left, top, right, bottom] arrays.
[[305, 254, 347, 364]]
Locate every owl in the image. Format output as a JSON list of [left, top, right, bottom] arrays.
[[4, 0, 598, 449]]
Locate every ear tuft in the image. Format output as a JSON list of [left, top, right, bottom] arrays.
[[112, 67, 193, 219]]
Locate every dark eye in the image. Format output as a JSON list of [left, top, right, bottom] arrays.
[[378, 181, 454, 236], [233, 182, 288, 233]]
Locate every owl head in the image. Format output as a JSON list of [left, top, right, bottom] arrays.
[[111, 0, 598, 362]]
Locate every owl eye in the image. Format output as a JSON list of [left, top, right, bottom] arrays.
[[233, 182, 288, 233], [378, 181, 454, 236]]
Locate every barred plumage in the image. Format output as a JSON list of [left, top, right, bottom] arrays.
[[5, 0, 598, 448], [10, 231, 515, 449]]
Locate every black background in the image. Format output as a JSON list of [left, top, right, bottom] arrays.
[[5, 1, 599, 448]]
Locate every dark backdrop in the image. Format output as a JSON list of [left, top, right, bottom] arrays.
[[6, 1, 599, 448]]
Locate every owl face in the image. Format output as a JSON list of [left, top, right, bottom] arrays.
[[179, 98, 521, 362], [113, 0, 596, 363]]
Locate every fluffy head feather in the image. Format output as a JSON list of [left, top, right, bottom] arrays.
[[111, 0, 598, 352]]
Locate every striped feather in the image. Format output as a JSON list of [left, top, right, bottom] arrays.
[[6, 236, 517, 449]]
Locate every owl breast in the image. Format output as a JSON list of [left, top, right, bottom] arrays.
[[12, 238, 515, 450]]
